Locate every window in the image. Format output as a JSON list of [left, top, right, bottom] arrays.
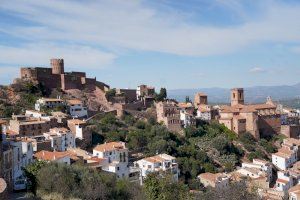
[[117, 167, 120, 171]]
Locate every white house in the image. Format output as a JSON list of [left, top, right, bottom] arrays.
[[10, 138, 34, 190], [93, 142, 129, 179], [25, 110, 48, 118], [276, 171, 294, 195], [272, 145, 298, 170], [180, 110, 195, 128], [34, 150, 71, 165], [196, 105, 212, 121], [67, 99, 88, 118], [198, 172, 230, 190], [240, 159, 273, 182], [35, 98, 65, 111], [43, 128, 76, 151], [134, 154, 179, 185]]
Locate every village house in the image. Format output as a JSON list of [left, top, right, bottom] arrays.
[[239, 159, 273, 183], [9, 138, 33, 190], [9, 114, 57, 137], [30, 136, 52, 152], [287, 161, 300, 186], [219, 88, 281, 139], [34, 150, 73, 165], [51, 111, 69, 127], [67, 119, 92, 147], [1, 142, 13, 190], [272, 146, 297, 171], [136, 85, 155, 100], [289, 184, 300, 200], [67, 99, 88, 118], [178, 102, 196, 128], [43, 128, 76, 152], [234, 160, 272, 189], [194, 93, 218, 121], [134, 154, 179, 185], [93, 142, 129, 179], [275, 171, 294, 195], [67, 148, 108, 169], [198, 172, 231, 190], [156, 101, 182, 132], [35, 97, 65, 111], [136, 84, 155, 108]]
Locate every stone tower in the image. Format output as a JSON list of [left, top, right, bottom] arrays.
[[51, 58, 64, 74], [194, 93, 208, 107], [231, 88, 244, 106]]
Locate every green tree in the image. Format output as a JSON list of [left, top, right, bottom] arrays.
[[144, 172, 190, 200], [155, 88, 167, 101], [23, 160, 47, 195]]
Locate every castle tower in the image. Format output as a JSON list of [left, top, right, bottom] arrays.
[[194, 93, 208, 107], [231, 88, 244, 106], [51, 58, 64, 74]]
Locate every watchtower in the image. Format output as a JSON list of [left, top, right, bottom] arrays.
[[51, 58, 64, 74], [231, 88, 244, 106]]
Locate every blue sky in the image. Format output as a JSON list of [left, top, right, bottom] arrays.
[[0, 0, 300, 89]]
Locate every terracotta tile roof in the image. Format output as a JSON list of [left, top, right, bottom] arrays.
[[67, 99, 82, 105], [178, 102, 193, 109], [284, 138, 300, 146], [273, 147, 295, 158], [289, 184, 300, 194], [34, 150, 71, 161], [198, 173, 225, 183], [0, 178, 7, 194], [0, 119, 7, 125], [6, 129, 18, 135], [276, 178, 289, 184], [86, 157, 107, 166], [94, 142, 126, 152], [51, 111, 68, 117], [198, 104, 211, 112], [50, 127, 69, 133], [67, 119, 86, 125], [19, 120, 47, 125], [142, 154, 175, 164], [220, 103, 276, 114]]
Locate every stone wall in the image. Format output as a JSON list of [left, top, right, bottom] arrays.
[[258, 115, 281, 138], [281, 125, 300, 138]]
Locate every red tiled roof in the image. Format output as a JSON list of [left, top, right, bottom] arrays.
[[34, 150, 71, 161], [94, 142, 126, 152]]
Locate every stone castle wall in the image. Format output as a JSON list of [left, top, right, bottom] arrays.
[[19, 59, 108, 93]]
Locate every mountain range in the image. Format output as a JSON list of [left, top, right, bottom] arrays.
[[168, 83, 300, 104]]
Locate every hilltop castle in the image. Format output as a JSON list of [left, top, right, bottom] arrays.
[[20, 59, 109, 92]]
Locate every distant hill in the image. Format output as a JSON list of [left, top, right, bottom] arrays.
[[168, 83, 300, 104]]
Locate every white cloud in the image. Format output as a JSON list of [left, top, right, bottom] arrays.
[[249, 67, 266, 73], [0, 0, 300, 58]]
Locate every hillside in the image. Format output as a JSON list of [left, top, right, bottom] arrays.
[[168, 83, 300, 104]]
